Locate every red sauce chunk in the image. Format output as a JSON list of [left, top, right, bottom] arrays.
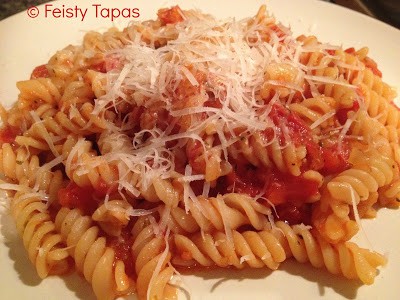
[[225, 165, 319, 225], [90, 61, 106, 73], [157, 6, 184, 25], [364, 56, 382, 78], [31, 64, 50, 79], [108, 229, 135, 277], [344, 47, 356, 54], [265, 171, 320, 207], [320, 141, 350, 175], [276, 203, 312, 225], [0, 125, 20, 145], [336, 101, 360, 125], [265, 104, 323, 170], [58, 182, 99, 215], [186, 139, 205, 174]]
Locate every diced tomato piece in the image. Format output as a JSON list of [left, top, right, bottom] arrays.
[[105, 55, 122, 72], [326, 49, 336, 55], [157, 6, 184, 25], [276, 203, 312, 225], [336, 101, 360, 125], [224, 165, 319, 225], [265, 104, 323, 170], [93, 178, 117, 198], [266, 171, 320, 206], [345, 47, 356, 54], [108, 229, 135, 276], [364, 56, 382, 78], [0, 125, 20, 145], [91, 61, 106, 73], [186, 140, 205, 174], [226, 165, 319, 205], [320, 142, 350, 175], [31, 64, 50, 79], [58, 182, 99, 215], [225, 164, 266, 198]]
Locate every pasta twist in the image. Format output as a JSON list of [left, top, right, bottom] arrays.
[[173, 221, 386, 284], [64, 139, 118, 189], [288, 96, 336, 129], [173, 228, 286, 270], [16, 77, 64, 110], [162, 193, 271, 234], [352, 67, 396, 101], [297, 35, 332, 68], [0, 144, 64, 201], [83, 29, 130, 53], [314, 150, 395, 243], [54, 207, 133, 300], [228, 131, 306, 176], [358, 83, 400, 136], [131, 217, 174, 300], [58, 80, 95, 109], [378, 179, 400, 208], [10, 191, 71, 278], [15, 102, 115, 152], [274, 221, 387, 285], [92, 200, 133, 236]]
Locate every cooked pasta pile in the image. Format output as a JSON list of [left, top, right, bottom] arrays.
[[1, 5, 399, 300]]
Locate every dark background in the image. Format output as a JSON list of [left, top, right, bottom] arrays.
[[1, 0, 399, 28]]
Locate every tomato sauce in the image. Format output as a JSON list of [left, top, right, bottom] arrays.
[[58, 182, 99, 215], [157, 6, 184, 25], [364, 56, 382, 77], [108, 228, 135, 277], [320, 141, 350, 175], [58, 179, 116, 215], [186, 140, 205, 174], [222, 165, 319, 225], [265, 104, 323, 170], [31, 64, 50, 79], [90, 61, 106, 73], [0, 125, 20, 145], [217, 104, 353, 225], [336, 101, 360, 125]]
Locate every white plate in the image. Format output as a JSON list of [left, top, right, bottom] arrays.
[[0, 0, 399, 299]]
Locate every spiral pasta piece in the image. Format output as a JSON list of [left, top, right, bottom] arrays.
[[16, 77, 64, 110], [274, 221, 386, 285], [0, 144, 64, 201], [228, 131, 306, 176], [163, 193, 271, 234], [173, 229, 286, 270], [92, 199, 133, 236], [288, 96, 336, 129], [313, 148, 395, 243], [131, 217, 174, 300], [15, 102, 115, 152], [10, 192, 71, 278], [54, 207, 133, 300], [173, 221, 386, 284]]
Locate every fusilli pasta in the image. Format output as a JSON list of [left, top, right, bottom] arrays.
[[0, 4, 398, 300]]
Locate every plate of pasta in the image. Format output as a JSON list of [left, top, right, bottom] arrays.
[[1, 0, 400, 299]]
